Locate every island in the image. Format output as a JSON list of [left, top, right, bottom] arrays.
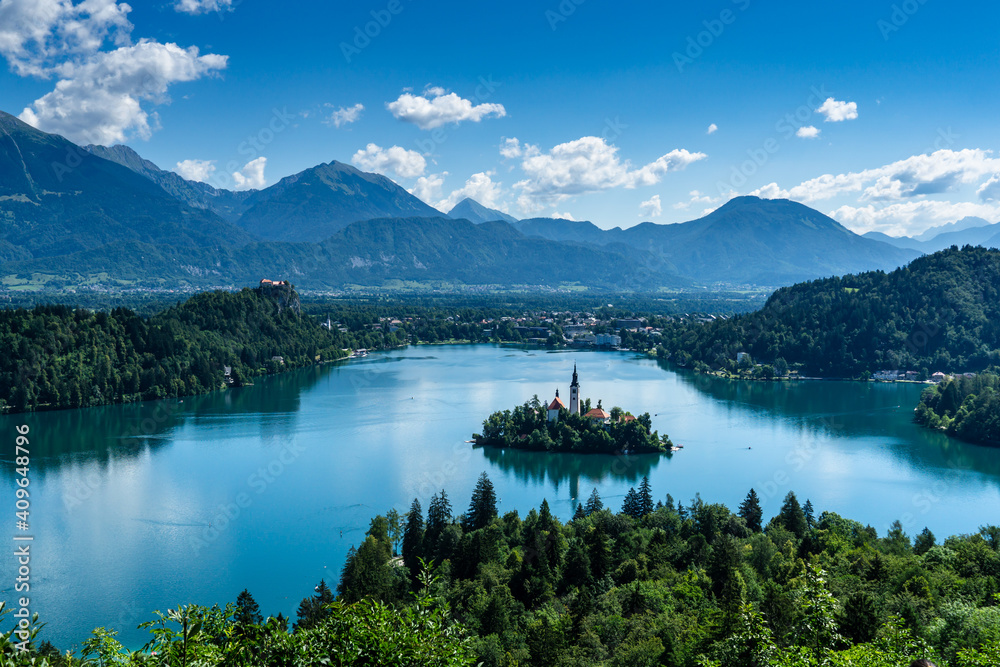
[[914, 370, 1000, 446], [473, 365, 673, 453]]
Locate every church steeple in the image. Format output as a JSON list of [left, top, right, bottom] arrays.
[[569, 363, 580, 415]]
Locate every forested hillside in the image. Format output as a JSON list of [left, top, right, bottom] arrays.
[[655, 246, 1000, 377], [30, 481, 1000, 666], [915, 371, 1000, 445], [0, 283, 377, 413]]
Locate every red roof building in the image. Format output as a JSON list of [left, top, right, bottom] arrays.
[[584, 408, 611, 421], [548, 396, 566, 411]]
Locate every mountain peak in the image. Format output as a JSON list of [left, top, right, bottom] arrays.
[[447, 197, 518, 225]]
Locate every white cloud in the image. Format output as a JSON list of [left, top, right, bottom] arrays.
[[796, 125, 821, 139], [324, 103, 364, 128], [175, 158, 216, 183], [706, 123, 718, 135], [3, 1, 227, 145], [511, 135, 706, 211], [438, 171, 505, 212], [19, 40, 227, 145], [551, 211, 576, 220], [639, 195, 662, 218], [830, 200, 1000, 236], [816, 97, 858, 122], [408, 173, 446, 205], [231, 157, 266, 191], [752, 149, 1000, 205], [0, 0, 133, 77], [173, 0, 234, 14], [351, 143, 426, 179], [387, 87, 506, 130], [977, 175, 1000, 202]]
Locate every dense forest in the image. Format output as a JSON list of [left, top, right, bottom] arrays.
[[16, 478, 1000, 666], [650, 247, 1000, 378], [915, 371, 1000, 445], [0, 282, 385, 413], [475, 397, 670, 453]]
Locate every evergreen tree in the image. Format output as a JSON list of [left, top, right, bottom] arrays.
[[426, 490, 452, 550], [295, 579, 334, 631], [463, 472, 498, 532], [777, 491, 808, 538], [584, 488, 604, 515], [803, 499, 815, 528], [572, 503, 586, 521], [235, 589, 263, 626], [914, 527, 936, 555], [739, 488, 763, 533], [622, 487, 642, 519], [638, 475, 654, 517], [402, 498, 424, 572]]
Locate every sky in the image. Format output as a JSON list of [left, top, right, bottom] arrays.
[[2, 0, 1000, 236]]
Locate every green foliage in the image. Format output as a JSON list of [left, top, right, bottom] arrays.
[[915, 371, 1000, 445], [0, 285, 350, 413], [475, 399, 670, 454]]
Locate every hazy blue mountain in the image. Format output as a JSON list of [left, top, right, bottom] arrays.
[[914, 216, 991, 241], [5, 217, 691, 290], [864, 219, 1000, 254], [83, 144, 255, 222], [447, 198, 519, 224], [0, 111, 252, 263], [234, 161, 443, 242], [518, 197, 918, 284]]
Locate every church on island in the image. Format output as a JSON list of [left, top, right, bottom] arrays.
[[546, 364, 618, 424]]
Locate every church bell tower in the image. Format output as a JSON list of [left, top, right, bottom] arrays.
[[569, 363, 580, 415]]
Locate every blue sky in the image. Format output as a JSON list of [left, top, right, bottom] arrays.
[[2, 0, 1000, 235]]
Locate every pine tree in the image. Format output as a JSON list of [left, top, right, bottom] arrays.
[[572, 503, 586, 521], [914, 527, 936, 555], [426, 490, 452, 545], [638, 475, 654, 517], [803, 499, 815, 528], [622, 487, 642, 519], [463, 472, 498, 532], [295, 579, 334, 631], [777, 491, 808, 538], [584, 488, 604, 515], [235, 589, 263, 626], [739, 488, 763, 533], [402, 498, 424, 572]]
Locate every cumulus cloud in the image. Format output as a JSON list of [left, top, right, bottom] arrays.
[[408, 173, 446, 204], [231, 157, 266, 191], [706, 123, 718, 135], [173, 0, 234, 14], [551, 211, 576, 220], [816, 97, 858, 122], [3, 0, 228, 145], [324, 103, 364, 128], [175, 158, 216, 183], [509, 135, 706, 211], [351, 143, 426, 179], [0, 0, 133, 77], [438, 172, 505, 212], [977, 175, 1000, 202], [19, 40, 227, 145], [751, 149, 1000, 204], [830, 200, 1000, 236], [387, 86, 506, 130], [639, 195, 662, 218], [796, 125, 821, 139]]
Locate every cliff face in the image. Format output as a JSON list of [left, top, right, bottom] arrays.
[[256, 280, 301, 316]]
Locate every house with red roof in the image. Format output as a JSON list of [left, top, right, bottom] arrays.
[[547, 391, 567, 422]]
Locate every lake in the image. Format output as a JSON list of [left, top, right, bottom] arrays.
[[2, 344, 998, 651]]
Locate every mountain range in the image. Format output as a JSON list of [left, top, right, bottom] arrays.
[[0, 109, 932, 292], [863, 216, 1000, 254]]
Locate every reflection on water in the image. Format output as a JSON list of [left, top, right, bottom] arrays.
[[481, 446, 664, 500]]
